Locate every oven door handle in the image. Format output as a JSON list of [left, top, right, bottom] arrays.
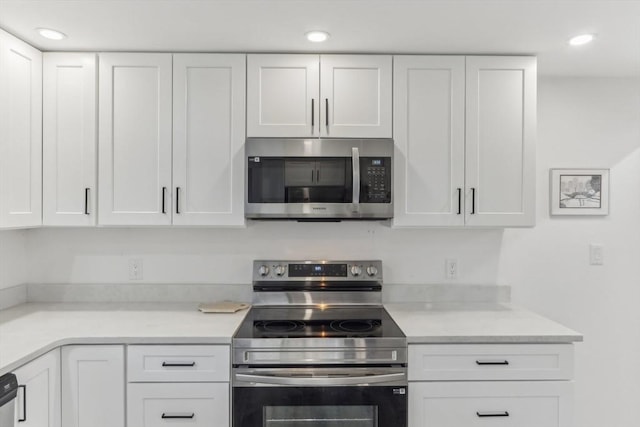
[[235, 372, 405, 386]]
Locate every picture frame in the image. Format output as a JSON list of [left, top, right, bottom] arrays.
[[550, 169, 609, 216]]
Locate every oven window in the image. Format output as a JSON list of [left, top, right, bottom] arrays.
[[264, 405, 377, 427]]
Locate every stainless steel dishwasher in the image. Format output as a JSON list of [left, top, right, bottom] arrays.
[[0, 373, 18, 427]]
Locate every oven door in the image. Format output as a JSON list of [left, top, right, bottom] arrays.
[[232, 367, 407, 427]]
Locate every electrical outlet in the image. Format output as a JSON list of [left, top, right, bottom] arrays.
[[445, 259, 458, 279], [589, 244, 604, 265], [129, 259, 143, 280]]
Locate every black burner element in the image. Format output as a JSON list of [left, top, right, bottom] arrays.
[[255, 320, 306, 333], [330, 319, 381, 333]]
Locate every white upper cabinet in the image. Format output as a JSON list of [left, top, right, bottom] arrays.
[[465, 56, 536, 227], [394, 55, 536, 227], [247, 54, 319, 138], [247, 54, 391, 138], [43, 53, 97, 226], [320, 55, 392, 138], [393, 56, 466, 227], [173, 54, 246, 226], [0, 29, 42, 228], [98, 53, 173, 225]]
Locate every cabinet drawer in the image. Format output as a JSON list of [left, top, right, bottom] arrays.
[[408, 344, 573, 381], [128, 345, 229, 382], [127, 383, 229, 427], [409, 381, 572, 427]]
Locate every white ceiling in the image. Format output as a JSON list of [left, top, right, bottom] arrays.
[[0, 0, 639, 77]]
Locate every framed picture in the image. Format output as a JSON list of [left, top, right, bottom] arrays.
[[550, 169, 609, 215]]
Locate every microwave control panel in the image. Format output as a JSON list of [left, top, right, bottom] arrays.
[[361, 157, 391, 203]]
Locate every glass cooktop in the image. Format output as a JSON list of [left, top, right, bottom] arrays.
[[234, 306, 405, 339]]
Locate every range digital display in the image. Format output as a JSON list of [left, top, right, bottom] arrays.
[[371, 159, 382, 166], [289, 263, 348, 277]]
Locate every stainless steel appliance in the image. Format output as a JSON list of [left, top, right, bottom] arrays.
[[0, 373, 18, 427], [245, 139, 393, 220], [232, 260, 407, 427]]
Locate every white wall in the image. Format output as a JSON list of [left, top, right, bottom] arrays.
[[16, 76, 640, 426], [26, 225, 504, 285], [0, 230, 27, 290], [501, 76, 640, 427]]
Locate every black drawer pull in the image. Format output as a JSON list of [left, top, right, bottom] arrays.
[[477, 411, 509, 418], [162, 413, 195, 419], [476, 360, 509, 365], [162, 361, 196, 367], [84, 188, 90, 215], [18, 385, 26, 422]]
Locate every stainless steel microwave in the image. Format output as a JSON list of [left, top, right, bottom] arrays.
[[245, 138, 393, 220]]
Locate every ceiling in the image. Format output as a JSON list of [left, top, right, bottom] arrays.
[[0, 0, 639, 77]]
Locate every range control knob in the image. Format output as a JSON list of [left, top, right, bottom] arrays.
[[366, 265, 378, 277], [257, 265, 270, 277], [274, 265, 287, 277], [350, 265, 363, 277]]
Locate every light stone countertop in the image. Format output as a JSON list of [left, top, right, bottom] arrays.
[[385, 302, 583, 344], [0, 301, 582, 376], [0, 302, 249, 376]]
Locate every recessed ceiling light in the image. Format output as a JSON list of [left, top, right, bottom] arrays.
[[305, 31, 330, 43], [568, 34, 595, 46], [36, 28, 67, 40]]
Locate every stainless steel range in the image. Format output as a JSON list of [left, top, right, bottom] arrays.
[[232, 260, 407, 427]]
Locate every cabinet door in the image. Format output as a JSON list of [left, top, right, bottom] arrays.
[[247, 54, 319, 137], [0, 29, 42, 228], [13, 349, 61, 427], [127, 383, 229, 427], [465, 56, 536, 227], [409, 381, 572, 427], [61, 345, 125, 427], [392, 56, 465, 227], [316, 159, 346, 186], [98, 53, 172, 225], [320, 55, 392, 138], [173, 54, 246, 226], [284, 160, 316, 186], [43, 53, 97, 226]]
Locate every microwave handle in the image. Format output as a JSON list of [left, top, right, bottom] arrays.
[[352, 147, 360, 204]]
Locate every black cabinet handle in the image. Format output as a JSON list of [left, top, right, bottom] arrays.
[[18, 385, 26, 422], [325, 98, 329, 128], [470, 187, 476, 214], [311, 99, 315, 132], [476, 360, 509, 365], [161, 413, 195, 419], [176, 187, 181, 214], [477, 411, 509, 418], [316, 169, 320, 183], [84, 188, 90, 215], [162, 361, 196, 367], [457, 188, 462, 215], [161, 187, 167, 214]]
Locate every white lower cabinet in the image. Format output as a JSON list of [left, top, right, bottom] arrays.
[[127, 345, 231, 427], [61, 345, 125, 427], [13, 349, 60, 427], [128, 382, 229, 427], [408, 344, 574, 427], [410, 381, 572, 427]]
